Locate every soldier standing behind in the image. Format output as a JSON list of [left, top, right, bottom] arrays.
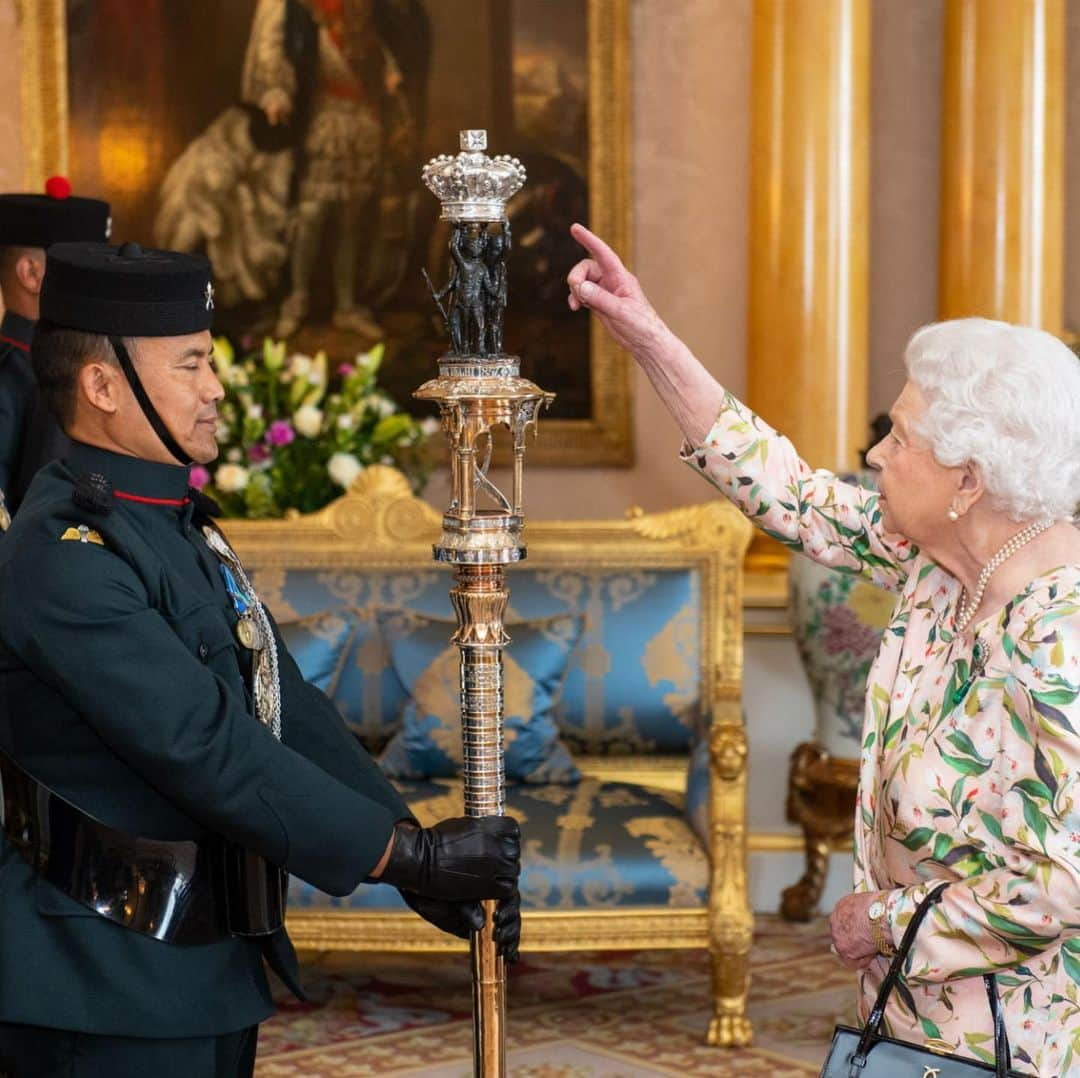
[[0, 241, 520, 1076], [0, 179, 110, 516]]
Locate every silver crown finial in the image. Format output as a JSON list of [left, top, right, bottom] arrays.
[[423, 129, 526, 223], [461, 129, 487, 152]]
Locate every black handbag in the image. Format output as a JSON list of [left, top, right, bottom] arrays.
[[820, 882, 1026, 1077]]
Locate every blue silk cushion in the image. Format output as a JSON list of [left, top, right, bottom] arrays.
[[278, 608, 359, 695], [377, 610, 584, 784], [251, 566, 703, 756], [288, 777, 709, 911], [248, 567, 450, 752]]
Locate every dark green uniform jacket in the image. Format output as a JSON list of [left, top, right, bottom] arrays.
[[0, 310, 36, 507], [0, 442, 410, 1037]]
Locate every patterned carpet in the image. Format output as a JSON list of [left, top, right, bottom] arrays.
[[255, 917, 853, 1076]]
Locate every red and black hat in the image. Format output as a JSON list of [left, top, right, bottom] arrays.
[[0, 177, 110, 248], [39, 241, 216, 466], [40, 241, 215, 337]]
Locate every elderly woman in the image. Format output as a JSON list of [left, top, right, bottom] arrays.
[[567, 224, 1080, 1075]]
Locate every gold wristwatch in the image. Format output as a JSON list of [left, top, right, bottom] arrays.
[[868, 898, 896, 957]]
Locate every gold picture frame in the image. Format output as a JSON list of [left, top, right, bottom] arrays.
[[16, 0, 633, 468]]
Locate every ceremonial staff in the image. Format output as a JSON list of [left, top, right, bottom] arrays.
[[417, 130, 553, 1076]]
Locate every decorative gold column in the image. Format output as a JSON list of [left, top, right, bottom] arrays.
[[747, 0, 870, 477], [939, 0, 1064, 332]]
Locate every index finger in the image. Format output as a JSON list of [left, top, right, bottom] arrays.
[[570, 222, 626, 277]]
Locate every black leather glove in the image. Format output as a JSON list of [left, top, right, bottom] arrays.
[[381, 816, 520, 901], [401, 889, 521, 964], [400, 891, 483, 940], [492, 889, 521, 964]]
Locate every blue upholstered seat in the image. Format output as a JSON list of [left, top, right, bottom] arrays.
[[256, 565, 704, 757], [265, 561, 709, 914], [287, 777, 709, 912]]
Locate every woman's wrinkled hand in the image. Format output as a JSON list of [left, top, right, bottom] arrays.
[[829, 891, 884, 970], [566, 223, 668, 358]]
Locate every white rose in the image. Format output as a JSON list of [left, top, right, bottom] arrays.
[[215, 421, 231, 442], [246, 403, 264, 420], [289, 353, 312, 378], [337, 414, 355, 431], [293, 404, 324, 438], [226, 366, 249, 387], [375, 396, 396, 417], [226, 447, 243, 463], [420, 416, 441, 436], [215, 463, 250, 493], [328, 452, 364, 490]]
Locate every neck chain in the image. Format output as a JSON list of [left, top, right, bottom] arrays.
[[955, 517, 1056, 634]]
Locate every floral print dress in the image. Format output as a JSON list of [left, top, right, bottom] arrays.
[[686, 393, 1080, 1076]]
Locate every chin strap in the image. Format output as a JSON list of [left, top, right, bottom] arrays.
[[109, 336, 192, 466]]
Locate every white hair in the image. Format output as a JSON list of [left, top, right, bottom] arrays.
[[904, 318, 1080, 522]]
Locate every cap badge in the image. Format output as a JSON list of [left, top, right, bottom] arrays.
[[205, 282, 215, 310]]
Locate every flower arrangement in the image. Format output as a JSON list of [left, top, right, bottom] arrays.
[[198, 337, 435, 518]]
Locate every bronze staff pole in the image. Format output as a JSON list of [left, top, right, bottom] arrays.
[[417, 130, 552, 1076]]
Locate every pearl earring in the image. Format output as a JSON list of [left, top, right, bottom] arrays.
[[948, 508, 959, 522]]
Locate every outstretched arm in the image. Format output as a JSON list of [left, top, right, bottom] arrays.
[[567, 223, 917, 591], [449, 227, 466, 271], [567, 223, 724, 446], [434, 266, 457, 303]]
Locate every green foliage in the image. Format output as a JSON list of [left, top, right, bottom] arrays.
[[199, 338, 433, 518]]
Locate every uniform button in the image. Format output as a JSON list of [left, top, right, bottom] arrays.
[[198, 642, 210, 662]]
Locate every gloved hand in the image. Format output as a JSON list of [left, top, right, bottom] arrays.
[[381, 816, 520, 901], [401, 889, 521, 964]]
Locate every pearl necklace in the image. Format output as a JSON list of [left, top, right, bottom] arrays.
[[955, 517, 1057, 634]]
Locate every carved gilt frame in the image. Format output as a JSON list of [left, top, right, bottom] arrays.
[[223, 466, 755, 1045], [16, 0, 634, 468]]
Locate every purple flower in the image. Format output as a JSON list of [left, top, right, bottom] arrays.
[[248, 443, 271, 463], [189, 465, 211, 491], [338, 362, 355, 376], [267, 420, 295, 446]]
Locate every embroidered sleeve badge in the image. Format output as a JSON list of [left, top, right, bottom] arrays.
[[60, 525, 104, 546]]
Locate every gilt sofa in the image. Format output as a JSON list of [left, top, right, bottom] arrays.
[[223, 466, 754, 1045]]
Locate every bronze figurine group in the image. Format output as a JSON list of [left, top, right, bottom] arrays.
[[425, 220, 511, 358]]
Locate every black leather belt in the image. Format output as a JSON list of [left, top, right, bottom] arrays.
[[0, 747, 285, 945]]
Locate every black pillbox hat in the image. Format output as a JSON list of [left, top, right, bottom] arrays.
[[0, 180, 111, 247], [40, 241, 215, 337]]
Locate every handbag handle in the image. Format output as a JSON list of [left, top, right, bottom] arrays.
[[852, 882, 1012, 1077]]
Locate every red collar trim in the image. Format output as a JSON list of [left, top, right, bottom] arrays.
[[0, 334, 30, 353], [113, 490, 191, 507]]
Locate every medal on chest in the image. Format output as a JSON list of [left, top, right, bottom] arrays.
[[200, 525, 282, 740], [217, 560, 265, 651]]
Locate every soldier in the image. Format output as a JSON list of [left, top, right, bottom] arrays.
[[0, 241, 520, 1076], [0, 179, 111, 517], [445, 225, 495, 357], [484, 219, 511, 356]]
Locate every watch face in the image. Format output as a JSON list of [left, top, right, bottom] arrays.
[[868, 900, 885, 920]]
